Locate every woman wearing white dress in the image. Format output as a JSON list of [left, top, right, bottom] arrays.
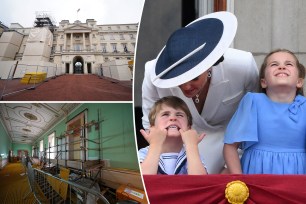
[[141, 12, 259, 174]]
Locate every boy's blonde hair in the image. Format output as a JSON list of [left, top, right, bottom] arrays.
[[148, 96, 192, 127]]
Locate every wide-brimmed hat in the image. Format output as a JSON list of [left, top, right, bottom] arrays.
[[151, 11, 237, 88]]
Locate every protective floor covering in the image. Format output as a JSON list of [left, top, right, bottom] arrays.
[[0, 162, 35, 204], [0, 75, 132, 101]]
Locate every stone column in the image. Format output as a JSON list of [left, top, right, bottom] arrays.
[[89, 33, 92, 51], [70, 33, 73, 51], [84, 62, 88, 74], [69, 61, 73, 74], [83, 33, 85, 51], [64, 33, 66, 51]]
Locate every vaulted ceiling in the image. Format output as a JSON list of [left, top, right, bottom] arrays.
[[0, 103, 80, 144]]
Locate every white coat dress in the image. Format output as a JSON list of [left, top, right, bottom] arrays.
[[141, 48, 259, 174]]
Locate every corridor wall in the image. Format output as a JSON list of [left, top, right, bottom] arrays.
[[0, 120, 11, 167], [34, 103, 139, 170]]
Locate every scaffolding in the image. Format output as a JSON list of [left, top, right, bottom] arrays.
[[34, 11, 56, 32], [23, 160, 110, 204], [25, 108, 145, 203], [41, 119, 103, 180]]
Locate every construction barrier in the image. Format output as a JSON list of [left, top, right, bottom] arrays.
[[23, 161, 110, 204]]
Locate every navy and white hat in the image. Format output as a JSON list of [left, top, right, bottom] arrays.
[[151, 11, 237, 88]]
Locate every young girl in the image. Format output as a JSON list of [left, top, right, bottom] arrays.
[[223, 49, 306, 174], [138, 96, 207, 175]]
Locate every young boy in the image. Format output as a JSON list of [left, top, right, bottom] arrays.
[[138, 96, 207, 175]]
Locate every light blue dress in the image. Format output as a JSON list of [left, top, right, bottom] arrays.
[[224, 92, 306, 174]]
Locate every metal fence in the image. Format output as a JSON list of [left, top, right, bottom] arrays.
[[97, 63, 132, 81], [23, 161, 110, 204], [0, 63, 59, 100]]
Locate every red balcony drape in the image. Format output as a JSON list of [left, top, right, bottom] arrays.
[[144, 175, 306, 204]]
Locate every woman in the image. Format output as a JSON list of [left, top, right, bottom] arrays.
[[141, 12, 259, 174]]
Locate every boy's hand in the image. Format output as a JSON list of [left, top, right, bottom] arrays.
[[179, 129, 205, 146], [140, 126, 167, 146]]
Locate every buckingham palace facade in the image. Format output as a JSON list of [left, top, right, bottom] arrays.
[[0, 16, 137, 78]]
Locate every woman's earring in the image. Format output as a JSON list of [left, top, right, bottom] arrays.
[[208, 70, 212, 78]]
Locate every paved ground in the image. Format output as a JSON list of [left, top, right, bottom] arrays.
[[0, 74, 132, 101]]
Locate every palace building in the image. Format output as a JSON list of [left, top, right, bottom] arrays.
[[0, 12, 137, 80]]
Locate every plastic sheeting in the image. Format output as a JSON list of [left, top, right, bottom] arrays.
[[27, 27, 53, 46]]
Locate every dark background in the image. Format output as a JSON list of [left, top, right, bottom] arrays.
[[134, 0, 197, 149]]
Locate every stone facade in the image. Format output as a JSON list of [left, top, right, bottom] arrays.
[[0, 19, 137, 76], [53, 19, 137, 74]]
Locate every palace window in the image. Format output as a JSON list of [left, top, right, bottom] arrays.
[[120, 34, 124, 40], [40, 140, 44, 158], [101, 43, 107, 53], [32, 146, 35, 157], [66, 111, 86, 161], [122, 43, 128, 52], [111, 43, 118, 53], [47, 132, 55, 159], [74, 44, 82, 51], [130, 34, 134, 39]]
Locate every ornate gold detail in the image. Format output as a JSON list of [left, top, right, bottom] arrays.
[[22, 128, 31, 132], [225, 180, 249, 204], [24, 112, 38, 121]]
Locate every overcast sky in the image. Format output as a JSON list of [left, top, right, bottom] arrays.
[[0, 0, 144, 27]]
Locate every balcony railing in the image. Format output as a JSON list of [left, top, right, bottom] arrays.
[[144, 174, 306, 204]]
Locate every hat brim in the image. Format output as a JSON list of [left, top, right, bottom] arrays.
[[151, 11, 237, 88]]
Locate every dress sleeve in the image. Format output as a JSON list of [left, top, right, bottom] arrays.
[[224, 92, 258, 150], [142, 60, 160, 130], [200, 155, 208, 174], [138, 146, 149, 163]]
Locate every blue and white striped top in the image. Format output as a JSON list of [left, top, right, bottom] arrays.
[[138, 146, 207, 175]]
